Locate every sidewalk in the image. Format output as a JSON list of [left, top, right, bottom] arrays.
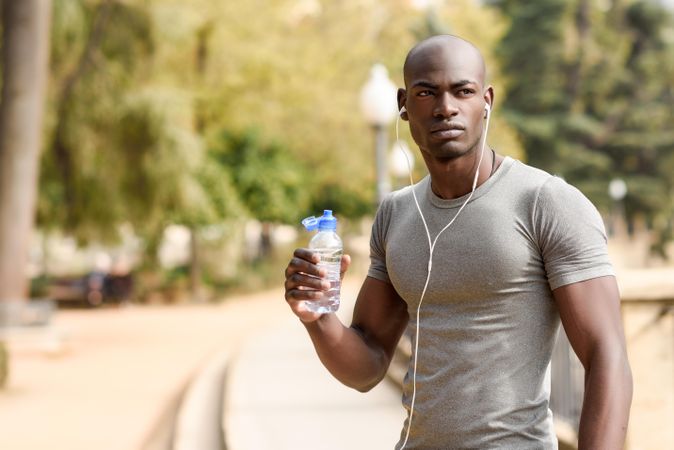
[[0, 290, 284, 450], [224, 279, 405, 450], [0, 276, 406, 450]]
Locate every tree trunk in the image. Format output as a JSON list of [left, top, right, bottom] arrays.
[[259, 222, 273, 260], [567, 0, 590, 112], [0, 341, 7, 388], [188, 226, 203, 302], [0, 0, 52, 304], [186, 23, 212, 303]]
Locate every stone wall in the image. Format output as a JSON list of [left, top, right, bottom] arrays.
[[622, 296, 674, 450]]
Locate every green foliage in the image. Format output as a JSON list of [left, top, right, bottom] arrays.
[[40, 0, 157, 241], [491, 0, 674, 253], [42, 0, 246, 244], [308, 182, 374, 221], [33, 0, 537, 289], [208, 129, 309, 224], [190, 0, 418, 220], [114, 92, 245, 229]]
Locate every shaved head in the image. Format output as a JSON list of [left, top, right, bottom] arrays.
[[397, 34, 494, 166], [403, 35, 487, 88]]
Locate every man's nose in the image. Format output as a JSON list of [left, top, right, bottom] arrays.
[[433, 92, 459, 119]]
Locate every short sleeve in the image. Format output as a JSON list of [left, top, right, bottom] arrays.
[[367, 196, 392, 283], [533, 177, 614, 290]]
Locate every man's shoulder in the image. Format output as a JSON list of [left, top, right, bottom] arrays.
[[504, 158, 555, 188], [487, 157, 558, 207], [505, 159, 597, 215]]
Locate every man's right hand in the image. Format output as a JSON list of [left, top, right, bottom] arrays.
[[284, 248, 408, 391], [284, 248, 350, 323]]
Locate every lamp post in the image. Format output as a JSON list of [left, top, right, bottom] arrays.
[[390, 139, 414, 189], [608, 178, 628, 237], [360, 64, 398, 204]]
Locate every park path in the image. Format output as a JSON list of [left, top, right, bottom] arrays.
[[0, 287, 287, 450], [0, 275, 404, 450]]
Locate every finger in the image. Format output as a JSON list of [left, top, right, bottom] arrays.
[[340, 254, 351, 276], [294, 248, 321, 264], [285, 282, 328, 301], [285, 256, 324, 279], [285, 272, 329, 293]]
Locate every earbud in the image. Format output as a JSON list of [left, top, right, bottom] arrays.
[[400, 106, 407, 117], [484, 104, 491, 119]]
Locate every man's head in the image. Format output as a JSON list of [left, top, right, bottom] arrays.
[[398, 35, 494, 161]]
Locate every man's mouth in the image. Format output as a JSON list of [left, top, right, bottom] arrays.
[[430, 122, 465, 139]]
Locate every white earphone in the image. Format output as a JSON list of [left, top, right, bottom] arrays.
[[395, 100, 492, 449]]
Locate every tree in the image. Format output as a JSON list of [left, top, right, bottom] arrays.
[[208, 129, 309, 258], [0, 0, 52, 303], [42, 1, 245, 272], [490, 0, 674, 255], [601, 1, 674, 255], [0, 0, 52, 388], [40, 0, 155, 242], [29, 0, 530, 298], [488, 0, 569, 170]]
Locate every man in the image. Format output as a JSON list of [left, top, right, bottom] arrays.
[[284, 35, 632, 449]]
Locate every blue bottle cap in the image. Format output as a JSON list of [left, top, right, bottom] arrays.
[[302, 210, 337, 231]]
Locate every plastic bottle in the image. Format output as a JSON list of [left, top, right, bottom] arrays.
[[301, 210, 343, 314]]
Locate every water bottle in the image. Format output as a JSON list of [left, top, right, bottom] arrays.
[[301, 210, 343, 314]]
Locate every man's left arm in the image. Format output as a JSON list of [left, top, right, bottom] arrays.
[[553, 275, 632, 450]]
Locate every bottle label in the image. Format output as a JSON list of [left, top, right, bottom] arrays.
[[306, 248, 342, 314]]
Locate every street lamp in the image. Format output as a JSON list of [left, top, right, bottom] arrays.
[[390, 139, 414, 188], [608, 178, 628, 236], [360, 64, 398, 204]]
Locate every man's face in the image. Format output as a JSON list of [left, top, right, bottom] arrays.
[[402, 43, 491, 161]]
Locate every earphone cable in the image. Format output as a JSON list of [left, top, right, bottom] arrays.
[[395, 107, 492, 449]]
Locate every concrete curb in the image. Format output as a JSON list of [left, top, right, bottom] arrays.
[[172, 350, 229, 450]]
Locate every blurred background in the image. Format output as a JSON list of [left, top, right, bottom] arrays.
[[0, 0, 672, 449]]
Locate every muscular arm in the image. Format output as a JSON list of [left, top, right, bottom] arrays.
[[553, 276, 632, 449], [304, 277, 409, 391], [285, 249, 409, 392]]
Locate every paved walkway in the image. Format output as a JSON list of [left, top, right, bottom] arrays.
[[0, 289, 285, 450], [0, 276, 406, 450], [224, 280, 405, 450]]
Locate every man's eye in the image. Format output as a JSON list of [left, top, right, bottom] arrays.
[[458, 89, 474, 96], [417, 90, 433, 97]]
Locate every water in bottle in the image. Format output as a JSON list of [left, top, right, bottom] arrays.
[[302, 210, 343, 314]]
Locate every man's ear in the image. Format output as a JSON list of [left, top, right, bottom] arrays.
[[397, 88, 408, 121], [484, 85, 495, 115]]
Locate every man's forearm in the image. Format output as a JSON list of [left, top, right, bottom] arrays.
[[303, 313, 390, 392], [577, 347, 633, 449]]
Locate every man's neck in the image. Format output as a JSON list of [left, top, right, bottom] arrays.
[[425, 148, 495, 200]]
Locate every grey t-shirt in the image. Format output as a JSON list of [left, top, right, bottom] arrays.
[[367, 157, 614, 449]]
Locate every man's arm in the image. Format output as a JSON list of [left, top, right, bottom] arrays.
[[285, 249, 409, 392], [553, 275, 632, 449]]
